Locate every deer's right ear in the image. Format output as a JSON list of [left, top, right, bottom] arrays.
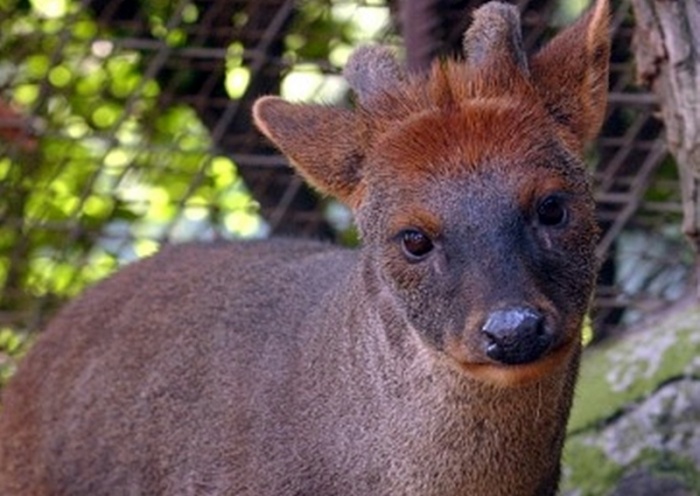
[[253, 96, 365, 206], [530, 0, 610, 150]]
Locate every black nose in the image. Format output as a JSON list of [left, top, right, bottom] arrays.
[[481, 307, 553, 365]]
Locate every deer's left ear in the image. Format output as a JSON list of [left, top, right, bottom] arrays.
[[252, 46, 404, 208], [253, 96, 366, 206], [530, 0, 610, 149]]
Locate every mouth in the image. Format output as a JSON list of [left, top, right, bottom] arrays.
[[445, 338, 578, 387]]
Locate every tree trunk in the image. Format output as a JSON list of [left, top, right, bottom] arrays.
[[631, 0, 700, 290]]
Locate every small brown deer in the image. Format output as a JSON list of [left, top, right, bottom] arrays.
[[0, 1, 609, 494]]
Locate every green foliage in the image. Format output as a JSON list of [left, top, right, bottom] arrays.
[[0, 0, 393, 395], [0, 327, 31, 387], [644, 154, 682, 208], [0, 0, 393, 373], [0, 0, 263, 339], [281, 0, 390, 101]]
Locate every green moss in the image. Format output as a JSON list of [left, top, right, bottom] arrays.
[[562, 441, 700, 495], [567, 342, 621, 433], [561, 438, 624, 495], [635, 448, 700, 491], [563, 304, 700, 494], [568, 308, 700, 433]]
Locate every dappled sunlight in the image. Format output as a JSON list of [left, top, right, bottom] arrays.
[[0, 0, 267, 328], [29, 0, 68, 19], [553, 0, 589, 25], [225, 43, 250, 99], [281, 66, 347, 102], [274, 0, 391, 103]]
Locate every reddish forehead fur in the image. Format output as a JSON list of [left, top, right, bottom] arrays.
[[377, 101, 549, 178], [359, 60, 562, 179]]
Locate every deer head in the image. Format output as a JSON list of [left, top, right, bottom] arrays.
[[253, 0, 609, 386]]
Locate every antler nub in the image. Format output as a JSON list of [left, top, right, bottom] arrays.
[[343, 45, 405, 106], [463, 2, 529, 76]]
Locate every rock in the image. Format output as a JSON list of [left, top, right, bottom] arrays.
[[561, 300, 700, 495]]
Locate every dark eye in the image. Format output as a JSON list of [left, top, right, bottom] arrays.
[[537, 196, 567, 227], [401, 230, 434, 260]]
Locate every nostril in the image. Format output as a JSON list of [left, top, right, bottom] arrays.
[[481, 307, 553, 365]]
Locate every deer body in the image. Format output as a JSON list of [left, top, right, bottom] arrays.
[[1, 241, 573, 495], [0, 2, 610, 495]]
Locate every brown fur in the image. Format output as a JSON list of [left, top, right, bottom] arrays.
[[0, 2, 610, 495]]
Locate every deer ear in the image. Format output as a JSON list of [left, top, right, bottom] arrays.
[[253, 96, 365, 206], [530, 0, 610, 148]]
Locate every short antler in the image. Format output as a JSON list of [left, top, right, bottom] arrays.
[[343, 45, 405, 106], [463, 2, 529, 76]]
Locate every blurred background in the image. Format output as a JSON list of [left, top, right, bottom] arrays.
[[0, 0, 693, 380]]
